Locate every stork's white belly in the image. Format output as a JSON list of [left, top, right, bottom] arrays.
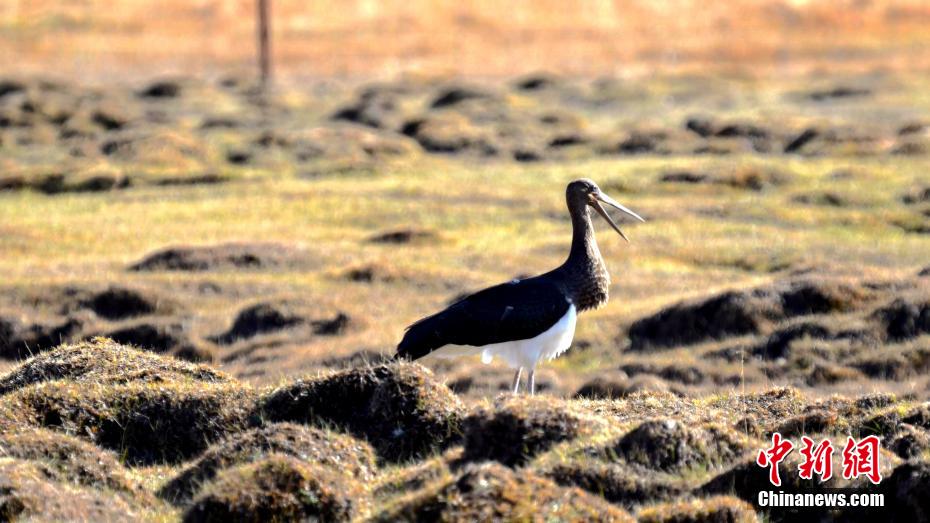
[[426, 305, 577, 369]]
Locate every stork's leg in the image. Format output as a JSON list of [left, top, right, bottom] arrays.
[[511, 367, 523, 395], [528, 368, 536, 395]]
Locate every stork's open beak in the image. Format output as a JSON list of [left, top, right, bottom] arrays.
[[590, 192, 646, 242]]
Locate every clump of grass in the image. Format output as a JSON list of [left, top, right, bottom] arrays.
[[160, 422, 378, 504], [706, 387, 807, 428], [183, 454, 368, 523], [0, 458, 139, 521], [462, 395, 606, 467], [628, 279, 873, 351], [883, 462, 930, 522], [259, 362, 464, 462], [776, 409, 839, 437], [375, 461, 634, 522], [574, 372, 671, 399], [540, 458, 686, 507], [372, 447, 460, 501], [7, 378, 257, 465], [613, 418, 753, 473], [0, 427, 151, 502], [0, 338, 227, 396]]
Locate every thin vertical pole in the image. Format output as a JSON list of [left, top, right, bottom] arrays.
[[257, 0, 271, 89]]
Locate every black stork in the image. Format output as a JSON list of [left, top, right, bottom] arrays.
[[395, 179, 644, 394]]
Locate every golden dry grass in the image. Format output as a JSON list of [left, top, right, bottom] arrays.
[[4, 0, 930, 79]]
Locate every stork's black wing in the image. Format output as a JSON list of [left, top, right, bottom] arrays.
[[396, 277, 570, 360]]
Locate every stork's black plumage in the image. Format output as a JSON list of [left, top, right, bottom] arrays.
[[396, 179, 644, 394], [397, 276, 570, 360]]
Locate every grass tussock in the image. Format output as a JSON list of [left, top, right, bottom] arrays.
[[0, 338, 227, 395], [7, 378, 257, 465], [0, 458, 139, 521], [613, 419, 753, 473], [260, 362, 464, 462], [183, 454, 368, 523], [540, 459, 687, 507], [0, 427, 151, 502], [160, 422, 377, 504], [375, 461, 634, 522], [462, 395, 607, 467]]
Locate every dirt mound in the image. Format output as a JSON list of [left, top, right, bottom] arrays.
[[780, 280, 870, 316], [210, 303, 303, 344], [377, 461, 633, 522], [0, 79, 25, 98], [100, 130, 205, 167], [372, 448, 459, 500], [153, 173, 228, 186], [4, 170, 131, 195], [342, 262, 412, 283], [853, 343, 930, 380], [81, 286, 158, 320], [883, 462, 930, 521], [717, 166, 788, 190], [637, 496, 758, 523], [808, 86, 871, 101], [401, 113, 497, 155], [0, 338, 227, 395], [183, 454, 367, 523], [540, 459, 685, 507], [902, 186, 930, 205], [775, 409, 838, 437], [753, 321, 832, 360], [708, 388, 807, 430], [210, 301, 351, 344], [575, 373, 671, 399], [629, 279, 870, 350], [138, 80, 181, 98], [0, 428, 149, 500], [888, 424, 930, 459], [628, 289, 780, 350], [619, 362, 708, 386], [873, 298, 930, 341], [106, 320, 186, 352], [332, 88, 404, 130], [130, 242, 304, 272], [614, 419, 751, 473], [430, 85, 496, 109], [8, 379, 256, 465], [860, 403, 930, 439], [660, 170, 708, 184], [260, 362, 464, 461], [368, 228, 440, 244], [0, 459, 137, 521], [0, 314, 84, 359], [514, 73, 561, 91], [462, 395, 604, 467], [609, 130, 667, 154], [161, 422, 377, 503]]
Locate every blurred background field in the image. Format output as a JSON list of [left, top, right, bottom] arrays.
[[1, 2, 930, 521], [4, 0, 930, 79]]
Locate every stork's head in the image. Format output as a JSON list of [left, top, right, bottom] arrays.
[[566, 178, 645, 241]]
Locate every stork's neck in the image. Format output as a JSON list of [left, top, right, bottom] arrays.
[[559, 203, 610, 310], [567, 205, 599, 265]]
